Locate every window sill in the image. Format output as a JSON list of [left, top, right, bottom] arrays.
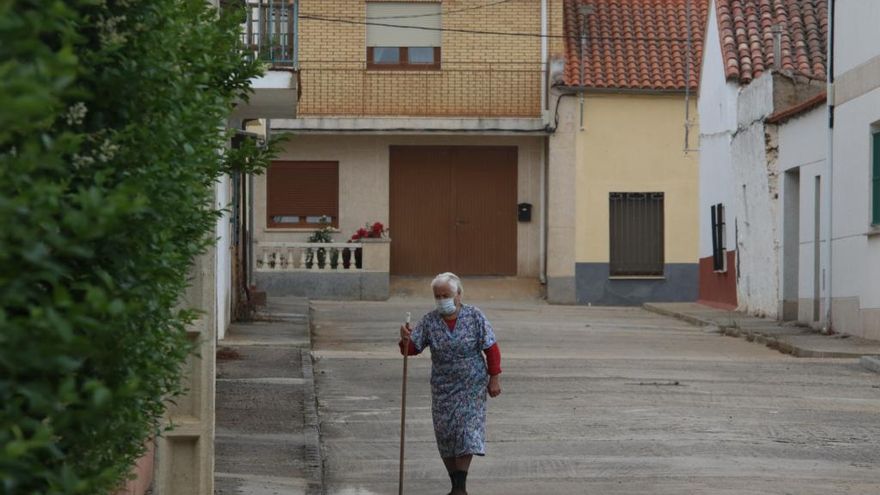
[[264, 227, 341, 233], [867, 226, 880, 237], [366, 64, 441, 72], [608, 276, 666, 281]]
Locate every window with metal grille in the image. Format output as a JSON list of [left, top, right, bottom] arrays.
[[873, 130, 880, 225], [710, 203, 726, 271], [609, 192, 664, 276], [266, 161, 339, 228]]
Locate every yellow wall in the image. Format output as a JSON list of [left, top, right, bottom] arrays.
[[574, 93, 699, 264]]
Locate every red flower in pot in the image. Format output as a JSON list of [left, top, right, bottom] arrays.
[[346, 222, 387, 268]]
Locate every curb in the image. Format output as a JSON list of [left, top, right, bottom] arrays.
[[642, 303, 713, 327], [301, 346, 324, 495], [860, 355, 880, 374], [643, 303, 876, 359], [299, 302, 324, 495]]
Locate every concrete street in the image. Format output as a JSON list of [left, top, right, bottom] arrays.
[[311, 298, 880, 495], [215, 299, 322, 495]]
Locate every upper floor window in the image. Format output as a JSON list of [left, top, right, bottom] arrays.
[[366, 2, 441, 69]]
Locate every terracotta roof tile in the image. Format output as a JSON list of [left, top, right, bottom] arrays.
[[716, 0, 827, 84], [562, 0, 708, 90]]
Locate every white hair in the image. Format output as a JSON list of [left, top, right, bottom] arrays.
[[431, 272, 463, 295]]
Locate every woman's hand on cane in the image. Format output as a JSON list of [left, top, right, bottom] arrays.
[[399, 323, 412, 342]]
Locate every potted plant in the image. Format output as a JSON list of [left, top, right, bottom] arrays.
[[330, 248, 339, 269], [348, 222, 387, 269], [342, 247, 352, 269], [307, 217, 334, 269]]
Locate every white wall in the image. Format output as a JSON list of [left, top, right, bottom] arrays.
[[215, 175, 233, 340], [698, 0, 739, 260], [729, 74, 779, 317], [776, 106, 827, 324], [833, 0, 880, 76], [830, 84, 880, 339]]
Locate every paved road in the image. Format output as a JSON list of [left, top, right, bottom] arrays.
[[311, 299, 880, 495]]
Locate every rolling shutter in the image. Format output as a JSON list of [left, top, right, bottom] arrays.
[[366, 2, 441, 47], [267, 161, 338, 227]]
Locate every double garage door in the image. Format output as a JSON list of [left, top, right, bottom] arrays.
[[390, 146, 517, 276]]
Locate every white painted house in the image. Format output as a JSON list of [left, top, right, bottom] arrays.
[[826, 0, 880, 340], [697, 0, 826, 318], [772, 94, 827, 325]]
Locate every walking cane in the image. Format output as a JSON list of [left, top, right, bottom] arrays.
[[398, 312, 411, 495]]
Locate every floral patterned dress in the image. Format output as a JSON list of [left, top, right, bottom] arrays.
[[409, 304, 497, 457]]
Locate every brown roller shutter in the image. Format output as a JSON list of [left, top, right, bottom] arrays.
[[267, 161, 338, 227]]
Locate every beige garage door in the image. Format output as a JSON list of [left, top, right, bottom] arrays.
[[389, 146, 517, 276]]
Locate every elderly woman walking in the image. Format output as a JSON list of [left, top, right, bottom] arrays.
[[399, 272, 502, 495]]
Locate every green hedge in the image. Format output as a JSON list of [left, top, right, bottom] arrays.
[[0, 1, 272, 492]]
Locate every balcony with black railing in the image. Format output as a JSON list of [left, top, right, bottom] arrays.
[[241, 0, 299, 68], [229, 0, 300, 119]]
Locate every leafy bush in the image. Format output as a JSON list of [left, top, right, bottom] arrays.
[[0, 0, 272, 492]]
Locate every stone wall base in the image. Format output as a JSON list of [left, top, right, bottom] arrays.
[[256, 271, 389, 300]]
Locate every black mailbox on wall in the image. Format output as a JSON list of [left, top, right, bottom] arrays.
[[518, 203, 532, 222]]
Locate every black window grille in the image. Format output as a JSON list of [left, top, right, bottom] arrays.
[[710, 203, 727, 271], [609, 192, 665, 276]]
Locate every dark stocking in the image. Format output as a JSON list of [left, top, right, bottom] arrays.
[[451, 470, 468, 493], [442, 456, 472, 494]]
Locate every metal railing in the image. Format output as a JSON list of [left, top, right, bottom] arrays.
[[241, 0, 299, 67], [297, 61, 544, 118]]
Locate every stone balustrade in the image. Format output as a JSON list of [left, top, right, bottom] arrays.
[[254, 239, 391, 300], [256, 242, 365, 271]]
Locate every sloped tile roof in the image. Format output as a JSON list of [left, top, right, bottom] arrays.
[[716, 0, 827, 84], [562, 0, 708, 90]]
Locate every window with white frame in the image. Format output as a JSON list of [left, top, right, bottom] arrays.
[[366, 2, 441, 69]]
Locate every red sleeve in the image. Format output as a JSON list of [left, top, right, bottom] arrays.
[[483, 343, 501, 376], [398, 339, 421, 356]]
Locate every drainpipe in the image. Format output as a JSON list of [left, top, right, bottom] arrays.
[[248, 120, 266, 287], [538, 0, 548, 284], [540, 0, 548, 116], [540, 137, 548, 284], [823, 0, 835, 332]]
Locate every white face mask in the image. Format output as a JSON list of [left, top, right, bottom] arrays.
[[436, 297, 457, 315]]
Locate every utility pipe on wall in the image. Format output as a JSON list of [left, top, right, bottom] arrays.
[[540, 137, 547, 284], [823, 0, 835, 332], [539, 0, 548, 284], [540, 0, 548, 115]]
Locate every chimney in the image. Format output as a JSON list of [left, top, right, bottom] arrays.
[[771, 24, 783, 71], [578, 4, 594, 85]]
